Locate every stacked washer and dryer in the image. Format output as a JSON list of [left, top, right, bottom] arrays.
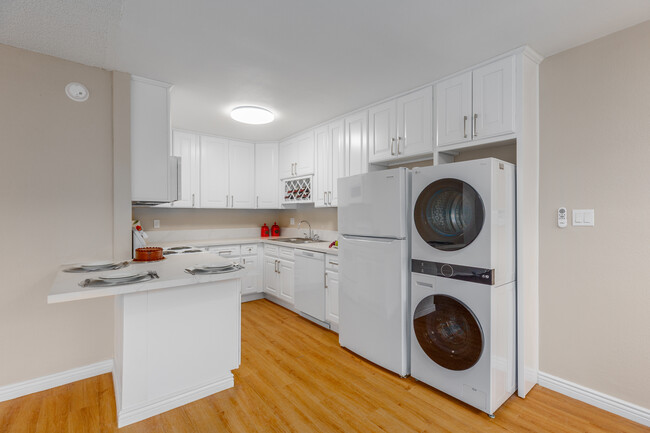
[[410, 158, 517, 417]]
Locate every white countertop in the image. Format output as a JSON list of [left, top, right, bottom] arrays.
[[156, 237, 339, 256], [48, 254, 244, 304]]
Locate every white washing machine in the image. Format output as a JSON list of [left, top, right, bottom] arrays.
[[411, 158, 515, 286], [411, 272, 516, 416]]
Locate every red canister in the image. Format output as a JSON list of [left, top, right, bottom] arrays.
[[261, 223, 270, 238], [271, 222, 280, 237]]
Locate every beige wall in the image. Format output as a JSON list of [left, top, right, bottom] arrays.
[[279, 207, 338, 231], [0, 44, 115, 385], [454, 141, 516, 164], [539, 21, 650, 408]]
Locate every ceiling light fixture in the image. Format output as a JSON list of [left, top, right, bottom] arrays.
[[230, 106, 274, 125]]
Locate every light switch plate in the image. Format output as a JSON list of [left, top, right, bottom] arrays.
[[290, 218, 295, 225], [153, 219, 160, 229], [572, 209, 594, 226]]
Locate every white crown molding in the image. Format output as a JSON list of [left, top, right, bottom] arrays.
[[538, 371, 650, 427], [0, 360, 113, 403]]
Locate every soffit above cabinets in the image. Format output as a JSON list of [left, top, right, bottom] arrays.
[[1, 0, 649, 141]]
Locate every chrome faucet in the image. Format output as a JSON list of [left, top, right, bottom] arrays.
[[298, 220, 316, 240]]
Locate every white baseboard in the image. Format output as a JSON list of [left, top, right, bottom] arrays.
[[117, 375, 234, 428], [538, 371, 650, 427], [242, 292, 264, 303], [0, 359, 113, 403]]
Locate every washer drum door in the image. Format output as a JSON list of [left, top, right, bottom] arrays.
[[413, 294, 484, 371], [413, 178, 485, 252]]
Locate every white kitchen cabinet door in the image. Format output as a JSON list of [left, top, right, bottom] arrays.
[[279, 139, 297, 179], [131, 77, 174, 203], [329, 119, 344, 207], [368, 100, 397, 163], [229, 140, 255, 208], [240, 255, 260, 295], [199, 135, 229, 208], [472, 56, 515, 140], [295, 131, 315, 176], [397, 86, 433, 157], [314, 125, 329, 208], [279, 259, 295, 303], [170, 130, 199, 208], [345, 110, 368, 177], [325, 270, 339, 325], [255, 142, 279, 208], [264, 257, 279, 296], [436, 72, 472, 147]]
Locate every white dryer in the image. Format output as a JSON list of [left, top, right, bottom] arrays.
[[410, 272, 516, 416], [411, 158, 515, 286]]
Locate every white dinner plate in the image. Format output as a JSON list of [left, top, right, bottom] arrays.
[[98, 272, 149, 282]]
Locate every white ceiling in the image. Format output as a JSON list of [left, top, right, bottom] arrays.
[[2, 1, 649, 141]]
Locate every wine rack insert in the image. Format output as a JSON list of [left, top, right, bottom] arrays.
[[283, 176, 312, 203]]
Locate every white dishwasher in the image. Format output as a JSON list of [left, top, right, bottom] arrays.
[[294, 249, 326, 322]]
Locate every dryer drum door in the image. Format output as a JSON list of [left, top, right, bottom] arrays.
[[413, 294, 484, 371], [414, 178, 485, 251]]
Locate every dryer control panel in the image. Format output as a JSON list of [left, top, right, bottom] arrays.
[[412, 259, 495, 285]]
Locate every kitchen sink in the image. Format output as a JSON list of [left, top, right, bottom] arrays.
[[273, 237, 321, 244]]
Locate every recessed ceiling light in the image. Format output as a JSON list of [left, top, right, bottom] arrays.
[[230, 106, 274, 125]]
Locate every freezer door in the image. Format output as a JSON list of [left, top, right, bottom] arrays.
[[338, 235, 409, 376], [338, 168, 408, 238]]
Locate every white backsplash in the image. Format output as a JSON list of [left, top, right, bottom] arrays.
[[146, 227, 338, 245]]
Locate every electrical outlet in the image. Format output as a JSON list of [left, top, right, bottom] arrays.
[[153, 219, 160, 229], [290, 218, 295, 225]]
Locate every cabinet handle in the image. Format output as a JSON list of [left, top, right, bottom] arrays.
[[231, 195, 234, 208], [473, 114, 478, 137], [463, 116, 468, 138], [192, 193, 195, 207], [328, 191, 332, 205], [324, 272, 328, 288], [277, 260, 281, 274], [328, 261, 338, 266], [391, 137, 396, 155], [274, 260, 278, 273], [397, 136, 403, 154]]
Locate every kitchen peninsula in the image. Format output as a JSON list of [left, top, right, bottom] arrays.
[[48, 254, 243, 427]]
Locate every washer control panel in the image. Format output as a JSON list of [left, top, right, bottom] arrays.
[[412, 259, 494, 285]]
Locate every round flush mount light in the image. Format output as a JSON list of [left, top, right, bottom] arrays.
[[65, 82, 89, 102], [230, 106, 274, 125]]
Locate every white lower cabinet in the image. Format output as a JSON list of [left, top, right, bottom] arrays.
[[325, 255, 339, 326], [278, 260, 294, 303], [263, 245, 295, 304], [206, 243, 262, 297]]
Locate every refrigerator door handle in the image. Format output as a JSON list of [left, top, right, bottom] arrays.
[[340, 234, 402, 243]]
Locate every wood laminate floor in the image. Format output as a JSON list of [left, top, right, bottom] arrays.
[[0, 299, 647, 433]]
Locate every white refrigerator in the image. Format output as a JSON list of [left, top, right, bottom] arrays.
[[338, 167, 410, 377]]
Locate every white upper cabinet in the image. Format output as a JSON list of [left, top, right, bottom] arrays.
[[436, 55, 515, 148], [345, 110, 368, 177], [472, 55, 515, 140], [278, 139, 297, 179], [228, 140, 255, 208], [314, 120, 344, 207], [279, 131, 315, 179], [131, 76, 179, 204], [200, 135, 229, 208], [397, 87, 433, 157], [314, 126, 329, 207], [368, 100, 397, 163], [255, 142, 279, 209], [170, 130, 199, 208], [295, 131, 315, 176], [436, 72, 472, 147], [368, 87, 432, 164]]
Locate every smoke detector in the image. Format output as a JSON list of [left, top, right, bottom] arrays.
[[65, 82, 89, 102]]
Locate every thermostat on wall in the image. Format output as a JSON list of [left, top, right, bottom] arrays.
[[557, 207, 567, 228]]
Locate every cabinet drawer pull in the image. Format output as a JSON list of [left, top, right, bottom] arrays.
[[463, 115, 468, 138], [328, 191, 332, 205], [192, 193, 195, 207], [473, 113, 478, 137], [397, 136, 403, 154], [324, 272, 328, 288], [328, 261, 338, 266], [391, 137, 396, 155]]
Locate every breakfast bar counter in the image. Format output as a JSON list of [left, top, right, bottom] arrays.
[[48, 254, 243, 427]]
